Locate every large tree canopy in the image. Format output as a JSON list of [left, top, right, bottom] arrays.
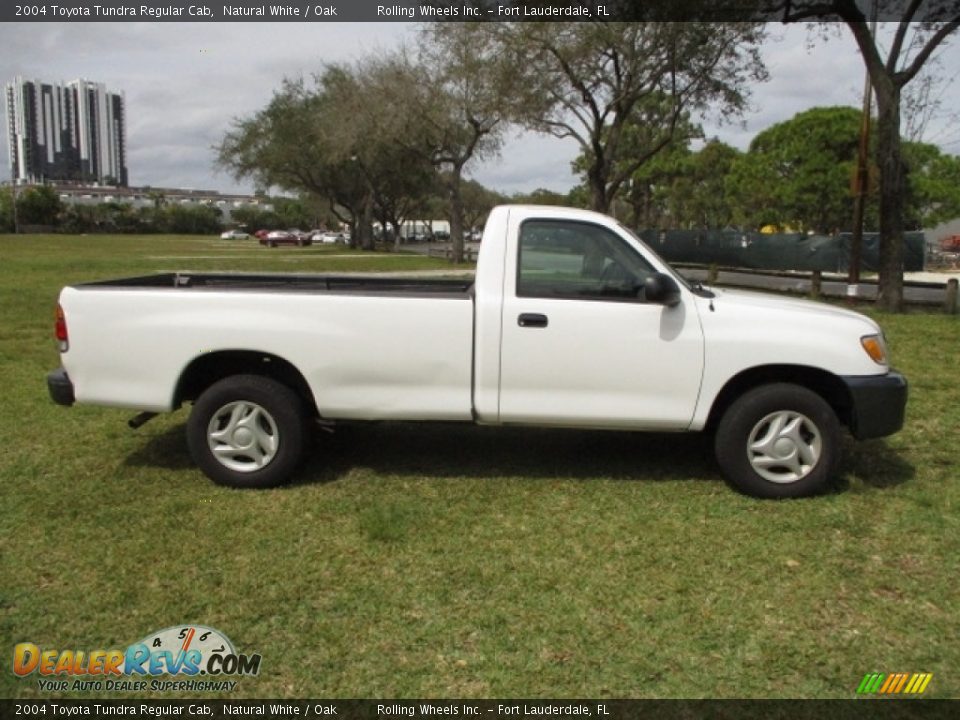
[[726, 106, 866, 234], [483, 22, 767, 213], [364, 25, 517, 262], [216, 69, 436, 250], [217, 76, 366, 241]]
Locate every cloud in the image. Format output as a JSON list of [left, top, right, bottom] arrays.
[[3, 21, 959, 195]]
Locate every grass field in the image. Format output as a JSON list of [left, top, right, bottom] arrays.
[[1, 233, 957, 700]]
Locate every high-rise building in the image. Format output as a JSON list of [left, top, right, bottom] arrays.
[[5, 76, 128, 186]]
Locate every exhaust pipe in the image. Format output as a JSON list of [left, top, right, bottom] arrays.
[[128, 412, 157, 429]]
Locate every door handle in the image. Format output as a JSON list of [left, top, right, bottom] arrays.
[[518, 313, 548, 328]]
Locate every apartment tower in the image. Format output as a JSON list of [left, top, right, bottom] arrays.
[[5, 76, 128, 186]]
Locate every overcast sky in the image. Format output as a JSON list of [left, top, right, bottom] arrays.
[[2, 22, 958, 196]]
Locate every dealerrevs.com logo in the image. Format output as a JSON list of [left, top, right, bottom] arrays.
[[13, 625, 261, 692]]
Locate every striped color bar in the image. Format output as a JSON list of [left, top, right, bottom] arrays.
[[857, 673, 933, 695]]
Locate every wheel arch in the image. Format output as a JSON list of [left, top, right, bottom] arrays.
[[704, 364, 852, 433], [174, 350, 318, 416]]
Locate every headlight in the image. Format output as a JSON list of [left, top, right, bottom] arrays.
[[861, 334, 888, 365]]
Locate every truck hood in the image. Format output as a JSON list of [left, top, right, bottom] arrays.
[[692, 286, 889, 377], [706, 287, 881, 332]]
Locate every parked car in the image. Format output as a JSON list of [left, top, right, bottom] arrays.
[[220, 229, 249, 240], [254, 229, 271, 241], [311, 231, 342, 244], [46, 205, 907, 497], [260, 230, 312, 248], [287, 229, 312, 244]]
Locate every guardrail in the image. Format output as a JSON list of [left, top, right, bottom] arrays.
[[427, 247, 480, 262], [674, 263, 957, 312]]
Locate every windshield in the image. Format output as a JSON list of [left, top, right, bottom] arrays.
[[616, 222, 699, 292]]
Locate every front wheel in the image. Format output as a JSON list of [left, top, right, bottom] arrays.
[[187, 375, 307, 488], [715, 383, 840, 498]]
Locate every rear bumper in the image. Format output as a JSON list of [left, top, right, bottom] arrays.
[[47, 367, 75, 406], [841, 371, 908, 440]]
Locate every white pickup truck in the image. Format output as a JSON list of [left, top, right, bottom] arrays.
[[47, 205, 907, 498]]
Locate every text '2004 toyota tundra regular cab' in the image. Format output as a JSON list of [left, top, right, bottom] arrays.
[[47, 205, 907, 498]]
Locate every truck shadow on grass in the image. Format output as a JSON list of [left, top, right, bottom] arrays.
[[836, 436, 915, 491], [300, 422, 719, 485], [125, 421, 914, 492]]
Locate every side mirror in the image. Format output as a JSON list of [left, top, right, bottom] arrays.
[[644, 272, 682, 307]]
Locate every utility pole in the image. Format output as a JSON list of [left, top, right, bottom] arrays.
[[847, 6, 878, 301]]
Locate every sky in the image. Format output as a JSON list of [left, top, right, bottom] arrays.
[[2, 21, 959, 196]]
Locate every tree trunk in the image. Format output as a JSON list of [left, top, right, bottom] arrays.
[[875, 90, 905, 312], [588, 162, 610, 214], [360, 192, 375, 251], [448, 168, 465, 264], [346, 211, 358, 249]]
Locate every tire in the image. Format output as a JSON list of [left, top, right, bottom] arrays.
[[187, 374, 307, 489], [714, 383, 840, 499], [268, 241, 276, 248]]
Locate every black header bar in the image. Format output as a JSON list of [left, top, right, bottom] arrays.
[[4, 0, 960, 23]]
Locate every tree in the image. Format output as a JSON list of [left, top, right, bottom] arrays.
[[17, 186, 62, 226], [902, 141, 960, 228], [486, 23, 767, 213], [158, 205, 222, 235], [217, 76, 372, 248], [509, 188, 570, 207], [373, 163, 441, 249], [60, 203, 104, 234], [0, 186, 14, 232], [781, 1, 960, 309], [218, 66, 442, 252], [726, 106, 867, 233], [679, 140, 742, 229], [365, 25, 516, 262], [271, 197, 314, 231], [901, 58, 960, 144], [229, 205, 281, 231], [460, 179, 506, 234], [599, 116, 697, 228], [623, 158, 684, 228]]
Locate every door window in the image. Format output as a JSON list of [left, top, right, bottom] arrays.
[[517, 219, 655, 301]]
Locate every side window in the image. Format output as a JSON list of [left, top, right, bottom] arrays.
[[517, 219, 655, 301]]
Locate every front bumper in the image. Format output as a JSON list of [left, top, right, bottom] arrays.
[[47, 367, 75, 406], [841, 371, 908, 440]]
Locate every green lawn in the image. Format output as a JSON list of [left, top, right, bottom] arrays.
[[1, 233, 957, 699]]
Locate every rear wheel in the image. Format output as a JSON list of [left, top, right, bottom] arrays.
[[715, 383, 840, 498], [187, 375, 307, 488]]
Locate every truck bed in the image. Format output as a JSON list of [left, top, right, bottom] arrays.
[[75, 272, 475, 296]]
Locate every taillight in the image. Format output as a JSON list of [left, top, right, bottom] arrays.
[[55, 304, 69, 352]]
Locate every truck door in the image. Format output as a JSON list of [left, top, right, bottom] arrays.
[[498, 216, 704, 429]]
